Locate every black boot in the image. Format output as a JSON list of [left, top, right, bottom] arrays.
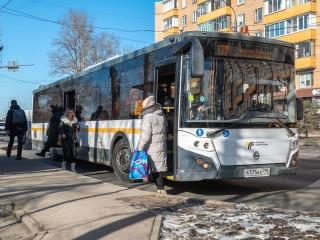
[[35, 152, 45, 157], [6, 152, 10, 158]]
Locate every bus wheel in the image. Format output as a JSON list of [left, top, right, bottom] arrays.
[[112, 139, 131, 181]]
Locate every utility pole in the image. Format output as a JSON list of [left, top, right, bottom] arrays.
[[0, 28, 3, 67], [0, 61, 34, 72]]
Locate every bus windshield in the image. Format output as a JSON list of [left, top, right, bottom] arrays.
[[182, 58, 296, 125]]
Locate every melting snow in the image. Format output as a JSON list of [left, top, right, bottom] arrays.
[[118, 195, 320, 239]]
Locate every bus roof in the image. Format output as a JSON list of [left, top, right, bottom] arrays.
[[34, 31, 294, 94]]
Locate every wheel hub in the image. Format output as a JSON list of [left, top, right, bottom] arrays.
[[116, 148, 130, 173]]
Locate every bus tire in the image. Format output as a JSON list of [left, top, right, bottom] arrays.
[[112, 139, 131, 181]]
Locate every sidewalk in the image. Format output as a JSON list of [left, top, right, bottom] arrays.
[[0, 142, 160, 240]]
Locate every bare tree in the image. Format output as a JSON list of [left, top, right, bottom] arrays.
[[49, 9, 121, 76]]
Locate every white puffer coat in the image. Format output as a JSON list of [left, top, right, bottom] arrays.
[[137, 104, 167, 172]]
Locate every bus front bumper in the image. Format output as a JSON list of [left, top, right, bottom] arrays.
[[216, 164, 298, 179]]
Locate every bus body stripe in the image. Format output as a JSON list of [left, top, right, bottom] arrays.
[[32, 127, 140, 134]]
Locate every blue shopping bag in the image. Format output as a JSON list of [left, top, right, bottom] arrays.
[[129, 150, 148, 180]]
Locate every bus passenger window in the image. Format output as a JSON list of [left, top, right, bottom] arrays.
[[126, 88, 143, 117]]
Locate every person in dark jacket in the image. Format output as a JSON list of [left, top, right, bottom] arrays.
[[90, 105, 103, 121], [59, 108, 80, 173], [136, 96, 168, 194], [35, 105, 64, 157], [5, 99, 28, 160]]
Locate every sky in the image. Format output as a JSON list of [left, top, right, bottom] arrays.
[[0, 0, 160, 118]]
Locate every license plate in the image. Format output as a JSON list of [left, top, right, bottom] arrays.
[[244, 168, 270, 177]]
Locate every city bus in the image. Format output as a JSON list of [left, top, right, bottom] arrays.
[[32, 31, 302, 181]]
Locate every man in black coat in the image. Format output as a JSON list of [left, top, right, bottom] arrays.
[[5, 99, 28, 160], [35, 105, 64, 157]]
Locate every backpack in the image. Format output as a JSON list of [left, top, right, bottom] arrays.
[[12, 109, 26, 125]]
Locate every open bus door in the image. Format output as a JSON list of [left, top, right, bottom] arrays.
[[64, 90, 75, 111], [154, 61, 177, 178]]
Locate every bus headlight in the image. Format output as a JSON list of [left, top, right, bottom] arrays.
[[204, 142, 209, 149], [203, 162, 211, 169], [290, 151, 299, 167], [194, 141, 200, 147], [291, 139, 298, 149]]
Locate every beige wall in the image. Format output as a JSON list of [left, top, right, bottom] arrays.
[[155, 0, 320, 96], [155, 2, 164, 42]]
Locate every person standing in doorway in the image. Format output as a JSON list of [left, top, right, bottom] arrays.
[[5, 99, 28, 160], [136, 95, 168, 194], [59, 108, 80, 173], [35, 105, 64, 157]]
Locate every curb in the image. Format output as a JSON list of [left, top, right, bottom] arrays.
[[150, 214, 163, 240], [14, 209, 47, 238]]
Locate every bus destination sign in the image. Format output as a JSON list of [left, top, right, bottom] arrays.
[[214, 41, 293, 63]]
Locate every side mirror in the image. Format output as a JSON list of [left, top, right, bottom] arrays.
[[296, 98, 303, 120], [190, 41, 204, 78], [173, 38, 204, 78]]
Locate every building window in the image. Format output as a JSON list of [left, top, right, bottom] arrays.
[[265, 14, 316, 38], [182, 15, 187, 26], [265, 0, 285, 15], [299, 0, 311, 4], [256, 32, 263, 37], [198, 1, 212, 16], [163, 0, 178, 13], [238, 14, 245, 31], [286, 18, 297, 34], [286, 0, 295, 8], [213, 0, 228, 11], [238, 0, 244, 5], [193, 11, 198, 22], [192, 0, 198, 3], [295, 41, 315, 58], [255, 7, 262, 22], [198, 15, 230, 32], [300, 73, 313, 88], [163, 17, 178, 30], [182, 0, 187, 8]]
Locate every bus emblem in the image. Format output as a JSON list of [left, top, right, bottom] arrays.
[[222, 130, 229, 137], [196, 128, 204, 136], [253, 151, 260, 160]]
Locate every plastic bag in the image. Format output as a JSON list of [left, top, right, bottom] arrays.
[[129, 150, 148, 180]]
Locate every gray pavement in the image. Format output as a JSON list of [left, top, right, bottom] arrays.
[[0, 142, 160, 240]]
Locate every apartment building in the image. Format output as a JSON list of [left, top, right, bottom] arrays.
[[155, 0, 320, 102]]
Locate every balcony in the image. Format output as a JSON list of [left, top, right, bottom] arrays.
[[163, 9, 179, 20], [276, 29, 316, 43], [163, 27, 180, 38], [296, 57, 316, 70], [197, 6, 232, 24], [264, 1, 316, 25]]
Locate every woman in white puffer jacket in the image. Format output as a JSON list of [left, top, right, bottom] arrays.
[[137, 95, 168, 194]]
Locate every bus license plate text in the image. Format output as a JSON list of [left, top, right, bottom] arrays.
[[244, 168, 270, 177]]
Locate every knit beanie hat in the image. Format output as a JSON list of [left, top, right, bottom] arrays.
[[142, 95, 156, 108]]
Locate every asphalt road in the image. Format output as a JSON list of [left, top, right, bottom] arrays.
[[1, 136, 319, 213], [36, 146, 320, 213]]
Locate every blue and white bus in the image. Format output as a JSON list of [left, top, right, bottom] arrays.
[[32, 31, 302, 181]]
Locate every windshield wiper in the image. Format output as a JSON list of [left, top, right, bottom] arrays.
[[248, 109, 296, 137], [206, 113, 250, 138], [270, 117, 296, 137], [206, 109, 296, 138]]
